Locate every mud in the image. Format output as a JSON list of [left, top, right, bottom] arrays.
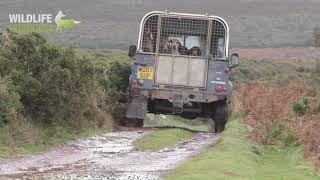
[[0, 130, 218, 180]]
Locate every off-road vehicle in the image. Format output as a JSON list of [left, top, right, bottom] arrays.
[[125, 11, 239, 132]]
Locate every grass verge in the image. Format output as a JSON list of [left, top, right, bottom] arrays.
[[134, 129, 194, 152], [144, 114, 211, 132], [165, 112, 319, 180]]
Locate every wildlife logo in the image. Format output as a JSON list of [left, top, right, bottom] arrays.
[[8, 10, 80, 33], [55, 10, 81, 32]]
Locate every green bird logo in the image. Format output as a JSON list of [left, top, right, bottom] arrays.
[[55, 10, 80, 32]]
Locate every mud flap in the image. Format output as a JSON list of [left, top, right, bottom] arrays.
[[213, 101, 228, 133], [172, 94, 183, 114], [125, 96, 148, 119]]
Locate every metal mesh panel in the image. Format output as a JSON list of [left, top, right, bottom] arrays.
[[141, 15, 158, 53], [210, 20, 226, 58], [155, 56, 206, 87], [159, 17, 209, 57]]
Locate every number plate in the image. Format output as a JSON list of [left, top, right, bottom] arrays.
[[137, 66, 154, 80]]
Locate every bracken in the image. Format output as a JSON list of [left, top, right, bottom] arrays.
[[238, 83, 320, 167]]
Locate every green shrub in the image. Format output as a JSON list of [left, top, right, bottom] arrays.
[[271, 122, 296, 146], [0, 32, 130, 130], [296, 66, 305, 73], [0, 32, 132, 156], [293, 100, 309, 117], [98, 61, 130, 107], [0, 77, 23, 127]]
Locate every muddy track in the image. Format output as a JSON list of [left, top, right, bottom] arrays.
[[0, 130, 219, 180]]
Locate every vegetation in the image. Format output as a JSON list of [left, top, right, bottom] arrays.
[[314, 26, 320, 47], [230, 57, 320, 167], [0, 77, 22, 128], [134, 129, 194, 152], [239, 83, 320, 165], [165, 112, 319, 180], [0, 32, 130, 158], [230, 58, 317, 87], [144, 114, 211, 132], [293, 100, 309, 117], [134, 114, 210, 152]]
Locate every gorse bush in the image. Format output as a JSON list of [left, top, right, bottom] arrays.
[[0, 32, 130, 130], [95, 61, 130, 108], [0, 31, 132, 156], [0, 33, 98, 127], [0, 77, 23, 127]]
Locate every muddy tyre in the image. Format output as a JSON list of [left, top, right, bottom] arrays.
[[181, 112, 198, 120], [213, 101, 229, 133], [121, 118, 144, 128]]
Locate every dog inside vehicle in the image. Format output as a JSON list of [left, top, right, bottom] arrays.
[[188, 46, 201, 56], [163, 39, 182, 55], [178, 45, 188, 55], [142, 26, 154, 52]]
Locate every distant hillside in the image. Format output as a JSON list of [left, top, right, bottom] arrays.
[[0, 0, 319, 49]]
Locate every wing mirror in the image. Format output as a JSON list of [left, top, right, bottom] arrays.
[[229, 53, 239, 68], [128, 45, 137, 58]]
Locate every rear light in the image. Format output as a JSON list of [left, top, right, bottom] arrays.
[[224, 67, 230, 73], [215, 85, 223, 93]]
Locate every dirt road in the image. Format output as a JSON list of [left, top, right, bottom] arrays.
[[0, 130, 219, 180]]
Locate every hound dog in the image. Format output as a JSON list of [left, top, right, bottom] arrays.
[[188, 46, 201, 56], [142, 26, 154, 52], [178, 45, 188, 55], [164, 39, 182, 55]]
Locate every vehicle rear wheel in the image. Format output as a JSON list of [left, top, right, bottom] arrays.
[[212, 101, 229, 133]]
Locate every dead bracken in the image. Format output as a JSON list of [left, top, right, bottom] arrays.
[[239, 84, 320, 167]]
